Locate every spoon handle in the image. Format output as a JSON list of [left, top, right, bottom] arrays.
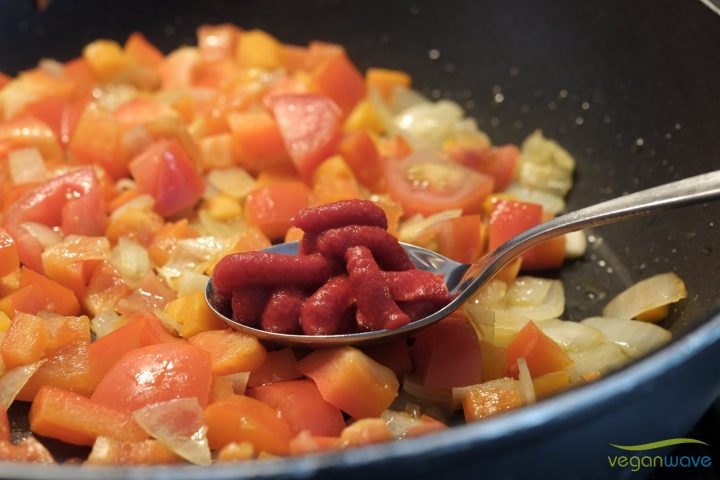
[[458, 170, 720, 301]]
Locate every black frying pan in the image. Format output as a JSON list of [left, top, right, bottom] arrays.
[[0, 0, 719, 478]]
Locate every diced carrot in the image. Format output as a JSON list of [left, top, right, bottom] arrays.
[[310, 53, 365, 115], [86, 436, 182, 465], [29, 386, 147, 446], [189, 328, 268, 376], [247, 348, 302, 387], [506, 321, 573, 378], [0, 437, 54, 463], [1, 312, 48, 369], [244, 181, 311, 240], [17, 340, 93, 401], [15, 267, 81, 316], [208, 375, 235, 404], [0, 228, 19, 279], [165, 290, 227, 338], [204, 395, 294, 455], [125, 32, 164, 66], [361, 338, 412, 377], [480, 340, 507, 381], [343, 99, 384, 135], [340, 418, 392, 447], [494, 257, 523, 283], [462, 379, 523, 422], [114, 97, 168, 127], [298, 347, 399, 419], [248, 380, 345, 437], [521, 235, 566, 271], [366, 68, 412, 100], [228, 110, 291, 174], [289, 432, 339, 456], [338, 131, 386, 193], [87, 311, 182, 388], [532, 371, 571, 399]]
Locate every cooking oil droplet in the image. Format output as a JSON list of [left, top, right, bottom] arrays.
[[603, 115, 612, 124], [665, 132, 672, 140], [548, 101, 558, 111], [428, 49, 440, 60], [493, 92, 505, 104], [464, 99, 476, 110], [490, 117, 500, 127], [509, 66, 519, 76], [558, 89, 569, 99], [430, 89, 441, 99], [674, 123, 682, 130], [520, 104, 530, 114], [575, 116, 584, 126], [581, 102, 590, 110]]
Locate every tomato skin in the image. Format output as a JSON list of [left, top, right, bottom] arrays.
[[383, 154, 494, 217], [268, 94, 342, 181], [91, 343, 212, 413], [3, 167, 107, 272], [129, 138, 205, 217], [448, 145, 519, 192]]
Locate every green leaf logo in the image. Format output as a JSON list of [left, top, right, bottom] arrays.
[[610, 438, 709, 451]]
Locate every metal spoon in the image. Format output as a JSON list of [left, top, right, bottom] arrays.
[[206, 170, 720, 347]]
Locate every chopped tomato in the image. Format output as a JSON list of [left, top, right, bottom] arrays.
[[247, 348, 302, 387], [310, 52, 365, 115], [298, 347, 399, 419], [411, 314, 483, 389], [338, 131, 386, 193], [361, 338, 412, 377], [384, 153, 494, 217], [3, 167, 107, 272], [227, 110, 291, 174], [447, 145, 519, 192], [505, 321, 572, 378], [69, 104, 127, 179], [268, 94, 342, 181], [0, 268, 82, 317], [248, 380, 345, 437], [0, 228, 19, 277], [244, 180, 311, 240], [0, 312, 48, 369], [124, 32, 164, 67], [91, 343, 212, 413], [129, 138, 205, 217]]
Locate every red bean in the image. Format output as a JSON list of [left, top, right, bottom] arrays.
[[300, 275, 355, 335], [381, 270, 451, 305], [212, 252, 340, 295], [231, 287, 270, 327], [345, 246, 410, 331], [261, 287, 305, 334], [316, 225, 415, 271], [290, 199, 388, 233]]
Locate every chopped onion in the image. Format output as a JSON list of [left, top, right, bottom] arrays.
[[402, 375, 457, 409], [177, 272, 211, 296], [465, 306, 494, 342], [505, 277, 565, 321], [116, 178, 138, 191], [517, 130, 575, 196], [388, 86, 430, 115], [504, 182, 566, 215], [157, 236, 236, 290], [0, 360, 46, 410], [450, 118, 492, 150], [196, 210, 245, 239], [207, 167, 256, 199], [564, 230, 587, 259], [110, 237, 151, 285], [116, 272, 176, 317], [516, 358, 536, 404], [398, 208, 462, 246], [567, 343, 629, 382], [491, 310, 533, 347], [95, 84, 138, 112], [602, 272, 687, 322], [90, 310, 126, 338], [536, 319, 605, 352], [367, 88, 397, 134], [38, 58, 65, 77], [381, 410, 422, 439], [153, 309, 182, 335], [221, 372, 250, 395], [133, 397, 211, 466], [9, 147, 47, 184], [21, 222, 63, 249], [110, 194, 155, 220], [581, 317, 671, 359], [199, 134, 234, 170], [394, 100, 464, 148], [467, 279, 508, 309], [120, 125, 154, 157], [0, 76, 44, 120]]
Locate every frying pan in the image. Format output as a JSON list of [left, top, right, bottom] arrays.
[[1, 0, 719, 478]]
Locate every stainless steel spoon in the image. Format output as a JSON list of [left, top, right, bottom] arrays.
[[206, 170, 720, 347]]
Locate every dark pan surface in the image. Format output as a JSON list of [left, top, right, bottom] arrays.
[[0, 0, 719, 478]]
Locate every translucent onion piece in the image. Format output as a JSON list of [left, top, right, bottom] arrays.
[[38, 58, 65, 77], [516, 358, 536, 404], [196, 210, 245, 239], [177, 272, 210, 297], [505, 277, 565, 321], [388, 86, 430, 115], [602, 272, 687, 322], [381, 410, 422, 439], [207, 167, 256, 199], [517, 130, 575, 196], [90, 310, 126, 338], [492, 311, 533, 347], [110, 194, 155, 220], [9, 147, 47, 184], [402, 375, 456, 410], [467, 279, 508, 309], [367, 88, 397, 134], [398, 208, 462, 246], [536, 319, 605, 352], [451, 118, 491, 150], [153, 309, 182, 336], [394, 100, 463, 148], [222, 372, 250, 395], [157, 236, 236, 290], [132, 397, 211, 466], [465, 306, 494, 343], [42, 235, 110, 265], [21, 222, 63, 249], [567, 343, 629, 382], [110, 237, 151, 284], [564, 230, 587, 259], [0, 76, 45, 120], [581, 317, 672, 359], [0, 360, 46, 410], [504, 182, 565, 215], [120, 125, 154, 157], [95, 84, 138, 112]]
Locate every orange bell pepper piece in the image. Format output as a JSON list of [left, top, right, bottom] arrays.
[[17, 340, 93, 401], [188, 328, 268, 376], [247, 348, 302, 387], [0, 228, 19, 278], [1, 312, 49, 369], [506, 321, 573, 378], [366, 68, 412, 100]]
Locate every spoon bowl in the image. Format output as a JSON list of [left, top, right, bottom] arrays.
[[206, 170, 720, 347]]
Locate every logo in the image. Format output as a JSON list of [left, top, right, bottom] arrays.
[[607, 438, 713, 473]]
